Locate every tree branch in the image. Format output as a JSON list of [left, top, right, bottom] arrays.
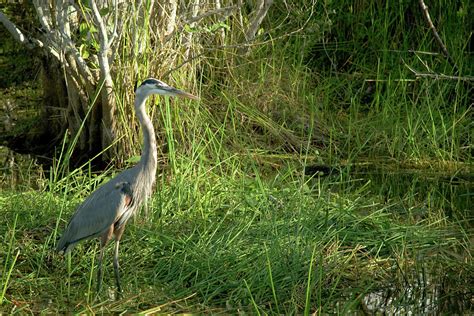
[[90, 0, 118, 153], [32, 0, 53, 33], [0, 10, 60, 59], [404, 61, 473, 81], [182, 0, 201, 60], [90, 0, 115, 85], [108, 0, 119, 49], [55, 1, 95, 86], [90, 0, 110, 51], [245, 0, 273, 42], [418, 0, 459, 74], [165, 0, 178, 38], [0, 11, 34, 48], [184, 5, 239, 24]]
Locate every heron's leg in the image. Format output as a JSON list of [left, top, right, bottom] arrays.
[[97, 227, 113, 293], [113, 240, 122, 294], [113, 224, 126, 295], [96, 246, 107, 293]]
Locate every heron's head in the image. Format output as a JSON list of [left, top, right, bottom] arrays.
[[135, 78, 199, 100]]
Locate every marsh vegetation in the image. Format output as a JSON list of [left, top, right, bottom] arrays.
[[1, 0, 473, 314]]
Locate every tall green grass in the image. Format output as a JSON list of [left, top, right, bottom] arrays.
[[0, 157, 471, 313], [1, 0, 472, 313]]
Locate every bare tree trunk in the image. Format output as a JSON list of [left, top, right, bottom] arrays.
[[1, 0, 275, 165], [41, 55, 68, 141]]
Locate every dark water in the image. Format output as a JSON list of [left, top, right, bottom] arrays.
[[306, 164, 473, 222], [363, 168, 472, 221], [338, 166, 473, 314]]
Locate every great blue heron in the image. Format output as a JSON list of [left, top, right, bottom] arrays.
[[56, 78, 198, 294]]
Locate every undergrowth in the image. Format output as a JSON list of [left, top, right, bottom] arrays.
[[0, 159, 472, 313], [1, 0, 473, 314]]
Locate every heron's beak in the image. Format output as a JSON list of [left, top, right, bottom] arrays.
[[173, 89, 199, 100], [154, 83, 199, 100]]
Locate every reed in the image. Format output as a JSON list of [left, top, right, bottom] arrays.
[[0, 0, 472, 313]]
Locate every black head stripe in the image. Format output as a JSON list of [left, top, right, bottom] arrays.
[[141, 78, 160, 86], [140, 78, 169, 88]]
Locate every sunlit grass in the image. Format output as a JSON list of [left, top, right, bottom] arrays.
[[0, 155, 472, 313], [1, 0, 473, 313], [1, 73, 472, 315], [0, 47, 472, 311]]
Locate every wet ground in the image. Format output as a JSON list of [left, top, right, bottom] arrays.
[[339, 165, 473, 314]]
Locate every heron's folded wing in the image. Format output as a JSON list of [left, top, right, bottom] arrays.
[[56, 181, 131, 251]]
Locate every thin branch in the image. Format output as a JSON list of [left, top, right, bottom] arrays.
[[165, 0, 178, 38], [404, 61, 473, 81], [90, 0, 110, 51], [0, 10, 60, 59], [162, 52, 206, 78], [0, 11, 35, 48], [418, 0, 459, 74], [365, 79, 417, 82], [55, 2, 95, 85], [214, 0, 226, 44], [32, 0, 54, 34], [411, 72, 474, 81], [90, 0, 115, 89], [184, 5, 239, 24], [132, 0, 151, 59], [107, 0, 119, 49], [108, 1, 127, 66], [245, 0, 273, 42], [182, 0, 200, 60], [90, 0, 117, 151]]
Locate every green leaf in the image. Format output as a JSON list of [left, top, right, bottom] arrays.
[[99, 7, 109, 16], [88, 25, 98, 33], [79, 22, 89, 36], [209, 22, 230, 32], [184, 24, 198, 33], [79, 44, 90, 59], [91, 41, 100, 51]]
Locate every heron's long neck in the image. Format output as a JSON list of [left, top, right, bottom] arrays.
[[135, 94, 157, 177]]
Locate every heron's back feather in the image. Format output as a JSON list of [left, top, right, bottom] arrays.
[[56, 168, 142, 253]]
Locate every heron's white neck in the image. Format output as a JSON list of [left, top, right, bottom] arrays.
[[134, 93, 157, 178]]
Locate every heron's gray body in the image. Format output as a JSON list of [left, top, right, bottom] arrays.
[[55, 78, 197, 295], [56, 165, 154, 254]]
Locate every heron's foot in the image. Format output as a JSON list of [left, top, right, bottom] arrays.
[[115, 288, 123, 301]]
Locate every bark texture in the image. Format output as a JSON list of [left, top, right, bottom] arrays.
[[0, 0, 273, 165]]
